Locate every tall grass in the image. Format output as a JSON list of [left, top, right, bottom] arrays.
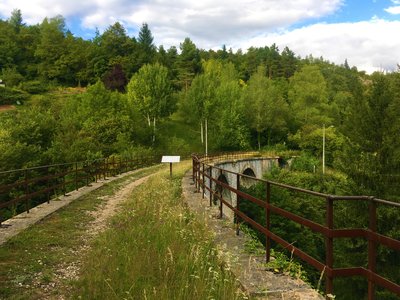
[[74, 162, 247, 299]]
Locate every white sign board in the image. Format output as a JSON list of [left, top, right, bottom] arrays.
[[161, 156, 180, 163]]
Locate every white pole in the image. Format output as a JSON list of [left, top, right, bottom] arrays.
[[322, 124, 325, 174]]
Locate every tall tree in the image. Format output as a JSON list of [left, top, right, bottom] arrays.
[[35, 15, 67, 81], [175, 38, 201, 91], [127, 63, 173, 143], [288, 65, 330, 128], [8, 9, 24, 33], [137, 23, 156, 65], [244, 65, 289, 149]]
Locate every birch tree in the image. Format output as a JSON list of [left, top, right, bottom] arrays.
[[127, 63, 173, 143]]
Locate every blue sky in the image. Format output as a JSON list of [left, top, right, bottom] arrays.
[[1, 0, 400, 73]]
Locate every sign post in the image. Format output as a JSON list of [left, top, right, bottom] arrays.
[[161, 156, 180, 177]]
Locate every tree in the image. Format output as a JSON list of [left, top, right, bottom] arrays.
[[35, 15, 67, 81], [288, 65, 330, 129], [336, 73, 400, 197], [102, 64, 127, 92], [243, 65, 289, 149], [137, 23, 156, 65], [9, 9, 24, 33], [127, 63, 173, 143], [175, 38, 201, 91]]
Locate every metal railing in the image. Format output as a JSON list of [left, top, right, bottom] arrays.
[[0, 155, 161, 225], [192, 153, 400, 300]]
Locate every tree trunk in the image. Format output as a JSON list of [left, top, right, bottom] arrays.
[[205, 118, 208, 156], [153, 117, 156, 143], [201, 121, 204, 144], [258, 131, 261, 151], [147, 114, 151, 127]]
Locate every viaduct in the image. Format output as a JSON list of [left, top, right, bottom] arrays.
[[202, 156, 279, 220]]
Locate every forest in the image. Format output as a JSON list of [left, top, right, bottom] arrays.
[[0, 9, 399, 299]]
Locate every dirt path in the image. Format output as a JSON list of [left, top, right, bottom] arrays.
[[34, 174, 153, 299], [86, 175, 151, 236]]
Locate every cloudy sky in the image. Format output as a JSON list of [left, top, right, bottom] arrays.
[[1, 0, 400, 73]]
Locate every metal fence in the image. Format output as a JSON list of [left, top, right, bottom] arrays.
[[192, 153, 400, 300], [0, 155, 161, 225]]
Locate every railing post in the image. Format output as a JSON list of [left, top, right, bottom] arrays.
[[325, 196, 334, 298], [24, 169, 29, 213], [192, 156, 195, 181], [368, 197, 377, 300], [103, 158, 107, 180], [219, 171, 223, 219], [265, 182, 271, 263], [75, 163, 78, 190], [45, 167, 50, 204], [61, 166, 66, 196], [196, 161, 200, 193], [209, 166, 213, 206], [236, 173, 240, 236], [202, 163, 205, 199]]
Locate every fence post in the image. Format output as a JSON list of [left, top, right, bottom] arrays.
[[209, 166, 213, 206], [219, 171, 223, 219], [236, 173, 240, 236], [202, 163, 205, 199], [62, 167, 66, 196], [103, 158, 107, 180], [368, 197, 377, 300], [192, 156, 195, 181], [24, 169, 29, 213], [325, 196, 334, 298], [265, 182, 271, 263], [196, 161, 200, 193], [75, 163, 78, 190], [45, 167, 50, 203]]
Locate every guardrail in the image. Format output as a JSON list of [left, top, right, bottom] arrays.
[[192, 153, 400, 300], [0, 155, 161, 225]]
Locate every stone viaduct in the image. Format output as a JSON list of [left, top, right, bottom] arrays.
[[202, 157, 279, 220]]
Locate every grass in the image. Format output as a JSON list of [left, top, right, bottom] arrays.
[[0, 165, 162, 299], [74, 161, 247, 300], [0, 162, 247, 299]]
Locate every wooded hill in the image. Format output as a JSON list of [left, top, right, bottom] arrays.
[[1, 9, 399, 201]]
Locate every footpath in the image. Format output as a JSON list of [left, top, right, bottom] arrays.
[[0, 169, 146, 246], [182, 171, 324, 300]]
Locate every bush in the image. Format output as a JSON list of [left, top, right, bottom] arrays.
[[290, 153, 320, 173], [19, 80, 49, 94], [0, 87, 29, 105]]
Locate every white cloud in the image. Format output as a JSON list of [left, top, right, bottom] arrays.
[[1, 0, 400, 73], [239, 18, 400, 73], [385, 6, 400, 14]]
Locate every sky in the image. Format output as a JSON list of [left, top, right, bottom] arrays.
[[1, 0, 400, 73]]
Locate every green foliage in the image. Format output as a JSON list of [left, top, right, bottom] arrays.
[[290, 153, 320, 173], [243, 65, 289, 149], [0, 87, 29, 105], [266, 249, 308, 282], [18, 80, 49, 94]]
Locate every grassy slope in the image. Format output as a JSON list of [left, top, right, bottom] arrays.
[[0, 162, 247, 300]]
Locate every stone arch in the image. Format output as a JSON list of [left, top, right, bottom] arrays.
[[215, 173, 231, 205], [240, 167, 257, 187]]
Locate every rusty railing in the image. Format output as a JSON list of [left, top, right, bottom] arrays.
[[0, 155, 161, 225], [192, 153, 400, 300]]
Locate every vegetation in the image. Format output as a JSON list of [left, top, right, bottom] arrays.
[[0, 165, 161, 299], [75, 162, 247, 299], [0, 8, 399, 299], [238, 156, 399, 299]]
